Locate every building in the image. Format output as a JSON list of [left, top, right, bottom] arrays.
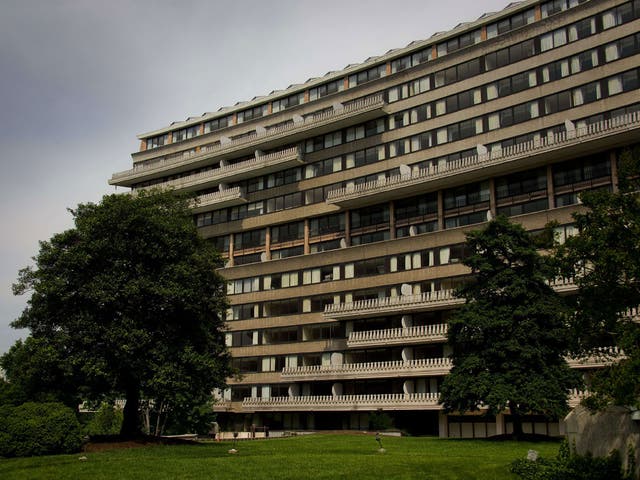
[[110, 0, 640, 437]]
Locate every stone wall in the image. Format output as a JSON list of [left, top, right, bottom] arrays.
[[565, 405, 639, 479]]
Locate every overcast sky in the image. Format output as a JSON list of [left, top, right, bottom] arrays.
[[0, 0, 512, 355]]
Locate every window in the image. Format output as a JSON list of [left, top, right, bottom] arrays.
[[444, 182, 490, 210], [172, 125, 199, 143], [146, 134, 168, 149], [234, 229, 266, 250], [309, 214, 345, 236], [348, 64, 386, 87], [237, 104, 267, 123], [395, 193, 438, 220], [309, 79, 344, 100], [272, 93, 303, 113], [204, 115, 230, 134], [486, 8, 535, 38], [271, 221, 304, 244], [495, 168, 547, 199], [351, 204, 389, 229]]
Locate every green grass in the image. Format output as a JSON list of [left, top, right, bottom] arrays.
[[0, 434, 560, 480]]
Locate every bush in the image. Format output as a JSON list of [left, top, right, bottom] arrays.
[[511, 440, 631, 480], [0, 402, 83, 457], [368, 409, 393, 431], [83, 402, 123, 436]]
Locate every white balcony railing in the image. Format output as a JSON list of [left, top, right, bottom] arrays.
[[282, 358, 452, 380], [242, 393, 441, 411], [242, 390, 588, 411], [324, 290, 461, 319], [192, 186, 246, 210], [111, 94, 385, 184], [324, 281, 577, 319], [150, 147, 302, 192], [567, 346, 624, 369], [327, 111, 640, 205], [347, 324, 448, 347]]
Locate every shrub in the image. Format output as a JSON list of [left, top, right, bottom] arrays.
[[511, 440, 631, 480], [368, 409, 393, 431], [0, 402, 83, 457], [84, 402, 123, 436]]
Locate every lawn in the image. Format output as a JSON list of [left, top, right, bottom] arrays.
[[0, 434, 560, 480]]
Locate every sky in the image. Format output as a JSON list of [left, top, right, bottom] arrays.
[[0, 0, 512, 355]]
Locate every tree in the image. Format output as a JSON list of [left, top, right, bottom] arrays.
[[439, 216, 580, 438], [557, 146, 640, 409], [4, 190, 231, 437]]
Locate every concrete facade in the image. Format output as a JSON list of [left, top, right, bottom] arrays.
[[110, 0, 640, 435]]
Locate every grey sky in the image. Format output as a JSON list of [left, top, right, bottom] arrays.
[[0, 0, 511, 354]]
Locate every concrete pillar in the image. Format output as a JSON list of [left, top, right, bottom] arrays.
[[546, 165, 555, 209], [610, 151, 619, 193], [403, 380, 414, 394], [439, 412, 449, 438], [437, 190, 444, 230], [228, 233, 235, 267], [332, 383, 343, 396], [402, 347, 414, 362], [495, 413, 505, 436], [489, 178, 497, 218], [389, 201, 396, 239], [401, 315, 413, 328], [265, 227, 271, 260], [303, 219, 310, 254], [330, 352, 343, 366]]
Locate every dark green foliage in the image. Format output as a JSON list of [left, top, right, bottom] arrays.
[[368, 409, 393, 431], [0, 402, 82, 457], [84, 402, 123, 436], [511, 441, 631, 480], [556, 146, 640, 409], [440, 216, 580, 437], [3, 190, 232, 437]]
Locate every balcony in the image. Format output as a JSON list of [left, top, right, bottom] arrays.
[[325, 281, 577, 320], [243, 393, 441, 412], [243, 391, 587, 412], [324, 290, 462, 320], [192, 186, 247, 212], [347, 324, 448, 348], [282, 358, 452, 381], [327, 111, 640, 207], [110, 94, 386, 187], [567, 347, 624, 369]]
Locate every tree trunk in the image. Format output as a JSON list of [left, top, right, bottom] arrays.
[[121, 387, 140, 438], [509, 402, 524, 440]]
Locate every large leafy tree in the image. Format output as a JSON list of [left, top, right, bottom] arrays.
[[557, 146, 640, 409], [3, 190, 231, 436], [440, 216, 580, 438]]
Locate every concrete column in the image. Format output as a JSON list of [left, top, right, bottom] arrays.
[[228, 234, 235, 267], [439, 412, 449, 438], [401, 347, 414, 362], [331, 383, 343, 397], [265, 227, 271, 261], [489, 178, 497, 218], [344, 211, 351, 247], [389, 201, 396, 239], [401, 315, 413, 328], [403, 380, 414, 394], [437, 191, 444, 230], [610, 151, 619, 193], [303, 219, 310, 254], [495, 413, 505, 436], [546, 165, 555, 209]]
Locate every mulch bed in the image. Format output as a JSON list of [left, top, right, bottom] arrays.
[[83, 435, 199, 452]]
